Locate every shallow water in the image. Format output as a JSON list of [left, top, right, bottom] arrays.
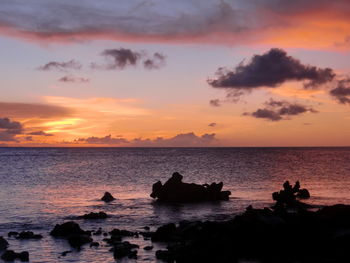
[[0, 147, 350, 262]]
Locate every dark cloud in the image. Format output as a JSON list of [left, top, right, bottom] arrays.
[[75, 132, 217, 147], [244, 99, 317, 121], [330, 78, 350, 104], [28, 131, 54, 136], [208, 49, 335, 95], [93, 48, 166, 70], [209, 99, 221, 107], [208, 122, 217, 127], [0, 102, 73, 118], [38, 60, 82, 71], [0, 117, 23, 141], [143, 53, 166, 70], [58, 75, 89, 83]]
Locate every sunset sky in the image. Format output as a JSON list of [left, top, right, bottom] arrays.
[[1, 0, 350, 146]]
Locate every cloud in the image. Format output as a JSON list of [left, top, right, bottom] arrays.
[[0, 102, 73, 118], [58, 75, 89, 83], [25, 136, 33, 141], [27, 131, 54, 136], [244, 99, 317, 121], [92, 48, 166, 70], [208, 49, 335, 96], [76, 135, 128, 144], [1, 1, 350, 48], [209, 99, 221, 107], [0, 117, 23, 141], [38, 60, 82, 71], [74, 132, 217, 146], [208, 122, 217, 127], [330, 78, 350, 104]]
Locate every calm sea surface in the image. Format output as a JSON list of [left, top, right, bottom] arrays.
[[0, 147, 350, 262]]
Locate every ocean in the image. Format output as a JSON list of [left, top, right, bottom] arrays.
[[1, 147, 350, 262]]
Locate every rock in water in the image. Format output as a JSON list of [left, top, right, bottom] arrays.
[[0, 237, 9, 250], [150, 172, 231, 202], [1, 250, 29, 262], [79, 211, 108, 219], [50, 221, 86, 237], [101, 192, 115, 202]]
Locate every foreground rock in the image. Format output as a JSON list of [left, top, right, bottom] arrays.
[[16, 231, 43, 240], [78, 211, 108, 220], [1, 250, 29, 261], [101, 192, 115, 202], [50, 221, 92, 248], [0, 237, 8, 250], [150, 172, 231, 202], [152, 192, 350, 262], [111, 241, 139, 259]]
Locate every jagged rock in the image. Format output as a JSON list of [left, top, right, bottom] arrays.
[[17, 231, 43, 240], [101, 192, 115, 202], [296, 188, 310, 199], [67, 234, 93, 248], [150, 172, 231, 202], [50, 221, 86, 237], [79, 211, 108, 219], [7, 232, 18, 237], [272, 180, 310, 209], [0, 237, 9, 250], [112, 241, 139, 259], [1, 250, 29, 262], [109, 228, 136, 237]]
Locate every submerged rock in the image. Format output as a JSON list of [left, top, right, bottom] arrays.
[[1, 250, 29, 262], [112, 241, 139, 259], [0, 237, 9, 250], [50, 221, 92, 248], [17, 231, 43, 240], [79, 211, 108, 220], [101, 192, 115, 202], [150, 172, 231, 202]]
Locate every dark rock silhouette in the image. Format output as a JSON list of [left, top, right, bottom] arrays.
[[101, 192, 115, 202], [272, 180, 310, 209], [150, 172, 231, 202], [16, 231, 43, 240], [78, 211, 108, 219], [152, 204, 350, 262], [0, 237, 8, 250], [7, 232, 18, 237], [50, 221, 92, 248], [1, 250, 29, 262], [111, 241, 139, 259]]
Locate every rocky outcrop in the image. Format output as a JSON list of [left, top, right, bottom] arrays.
[[150, 172, 231, 202], [16, 231, 43, 240], [1, 250, 29, 262], [272, 180, 310, 209], [78, 211, 108, 220], [50, 221, 92, 248], [101, 192, 115, 202], [0, 237, 8, 250]]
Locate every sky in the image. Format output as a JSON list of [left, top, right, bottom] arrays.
[[1, 0, 350, 147]]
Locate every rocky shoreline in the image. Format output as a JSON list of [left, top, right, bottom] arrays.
[[1, 176, 349, 262]]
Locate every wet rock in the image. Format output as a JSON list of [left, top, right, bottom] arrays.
[[151, 223, 176, 242], [143, 226, 150, 231], [296, 188, 310, 199], [150, 172, 231, 202], [112, 241, 139, 259], [67, 234, 93, 248], [79, 211, 108, 220], [101, 192, 115, 202], [0, 237, 9, 250], [93, 228, 102, 236], [7, 231, 18, 237], [109, 228, 136, 237], [272, 180, 310, 209], [50, 221, 87, 237], [1, 250, 29, 262], [61, 251, 72, 257], [143, 245, 153, 250], [17, 231, 43, 240], [90, 241, 100, 247]]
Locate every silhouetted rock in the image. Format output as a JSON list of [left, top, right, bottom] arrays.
[[68, 234, 92, 248], [17, 231, 43, 240], [109, 228, 136, 237], [150, 172, 231, 202], [7, 231, 18, 237], [101, 192, 115, 202], [143, 245, 153, 250], [272, 180, 310, 209], [79, 211, 108, 219], [90, 242, 99, 247], [50, 221, 92, 248], [61, 251, 71, 257], [111, 241, 139, 259], [0, 237, 8, 250], [50, 221, 86, 237], [1, 250, 29, 262]]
